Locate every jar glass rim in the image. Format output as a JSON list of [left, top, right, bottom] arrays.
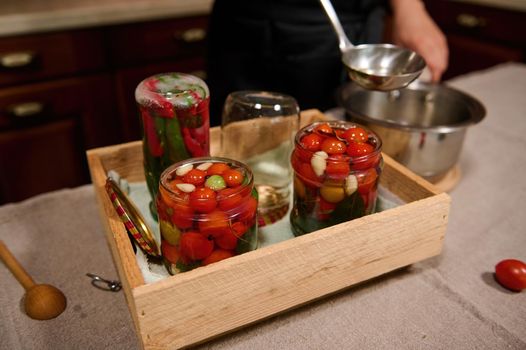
[[295, 120, 382, 162], [159, 157, 254, 201]]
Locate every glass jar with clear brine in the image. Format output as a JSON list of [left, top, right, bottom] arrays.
[[156, 157, 258, 274], [290, 121, 383, 236]]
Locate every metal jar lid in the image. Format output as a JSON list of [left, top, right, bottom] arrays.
[[105, 178, 160, 257]]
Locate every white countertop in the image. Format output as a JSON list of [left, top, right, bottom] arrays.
[[0, 0, 213, 37]]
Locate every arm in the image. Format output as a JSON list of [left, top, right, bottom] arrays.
[[389, 0, 448, 82]]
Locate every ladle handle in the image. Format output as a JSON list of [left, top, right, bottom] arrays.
[[319, 0, 354, 52], [0, 240, 35, 290]]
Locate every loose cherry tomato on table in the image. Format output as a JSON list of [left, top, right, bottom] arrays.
[[495, 259, 526, 291]]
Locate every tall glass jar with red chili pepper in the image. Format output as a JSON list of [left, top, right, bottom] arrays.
[[290, 121, 383, 236], [156, 157, 259, 274], [135, 73, 210, 219]]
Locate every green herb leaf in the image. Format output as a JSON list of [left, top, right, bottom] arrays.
[[328, 191, 365, 226], [165, 116, 190, 164], [175, 259, 201, 272]]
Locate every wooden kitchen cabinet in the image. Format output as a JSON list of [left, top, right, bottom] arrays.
[[423, 0, 526, 79], [109, 16, 209, 141], [0, 14, 209, 204], [0, 75, 118, 203]]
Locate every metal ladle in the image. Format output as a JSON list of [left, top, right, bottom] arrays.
[[319, 0, 426, 91]]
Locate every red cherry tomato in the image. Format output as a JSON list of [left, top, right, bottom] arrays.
[[217, 187, 244, 211], [189, 187, 217, 213], [357, 168, 378, 195], [223, 168, 244, 187], [313, 123, 334, 136], [317, 197, 336, 220], [159, 182, 183, 209], [292, 147, 312, 163], [165, 179, 185, 196], [161, 240, 180, 264], [342, 126, 368, 143], [495, 259, 526, 291], [171, 202, 194, 229], [237, 197, 258, 223], [179, 232, 214, 260], [231, 221, 248, 237], [215, 229, 239, 250], [207, 163, 229, 176], [198, 210, 230, 238], [325, 156, 351, 179], [346, 142, 374, 157], [321, 138, 347, 155], [296, 162, 319, 187], [202, 249, 234, 266], [182, 169, 207, 186], [300, 133, 323, 152]]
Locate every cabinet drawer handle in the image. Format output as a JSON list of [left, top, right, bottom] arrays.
[[8, 102, 44, 118], [175, 28, 207, 43], [456, 13, 487, 28], [0, 51, 36, 68]]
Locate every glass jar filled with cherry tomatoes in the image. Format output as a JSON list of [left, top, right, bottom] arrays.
[[156, 157, 259, 274], [290, 121, 383, 236]]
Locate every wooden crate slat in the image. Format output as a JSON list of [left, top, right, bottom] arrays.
[[86, 109, 451, 349]]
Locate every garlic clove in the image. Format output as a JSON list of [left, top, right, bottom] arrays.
[[345, 174, 358, 196], [311, 151, 329, 177], [196, 162, 213, 171], [175, 183, 196, 193], [175, 164, 193, 176]]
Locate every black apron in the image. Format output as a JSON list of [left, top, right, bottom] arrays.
[[206, 0, 386, 125]]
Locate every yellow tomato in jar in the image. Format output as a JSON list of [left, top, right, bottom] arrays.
[[320, 180, 345, 203], [294, 175, 306, 199], [160, 219, 181, 246]]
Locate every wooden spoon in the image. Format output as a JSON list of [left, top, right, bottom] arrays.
[[0, 240, 67, 320]]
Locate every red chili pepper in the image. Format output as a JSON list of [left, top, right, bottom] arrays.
[[189, 119, 209, 146], [187, 90, 202, 115], [151, 99, 174, 119], [144, 77, 158, 91], [141, 110, 164, 157], [182, 127, 206, 157]]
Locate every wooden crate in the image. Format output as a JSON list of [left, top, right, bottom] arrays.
[[87, 110, 450, 349]]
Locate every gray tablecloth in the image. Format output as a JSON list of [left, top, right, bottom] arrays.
[[1, 63, 525, 349]]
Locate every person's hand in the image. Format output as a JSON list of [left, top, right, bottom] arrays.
[[390, 0, 448, 82]]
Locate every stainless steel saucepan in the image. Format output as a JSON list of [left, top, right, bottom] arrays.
[[337, 81, 486, 182]]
